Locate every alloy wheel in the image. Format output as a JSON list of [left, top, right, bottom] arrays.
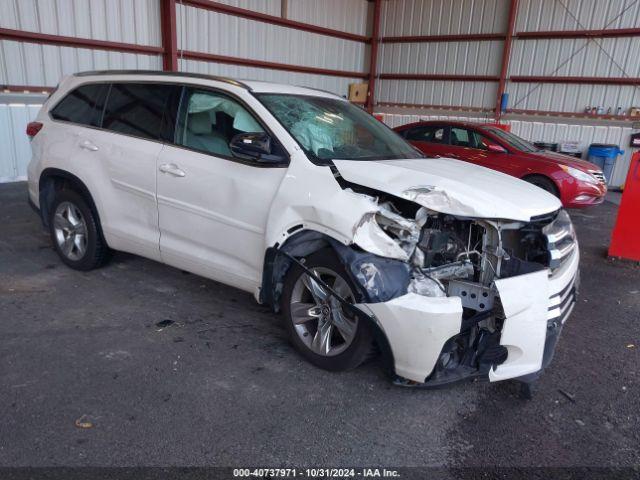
[[289, 267, 358, 357], [53, 201, 88, 261]]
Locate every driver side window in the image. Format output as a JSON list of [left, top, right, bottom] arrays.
[[176, 88, 264, 158], [450, 127, 489, 151]]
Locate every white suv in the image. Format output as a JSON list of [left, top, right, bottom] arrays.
[[27, 71, 579, 388]]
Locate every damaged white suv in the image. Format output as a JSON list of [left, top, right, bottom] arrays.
[[27, 71, 578, 388]]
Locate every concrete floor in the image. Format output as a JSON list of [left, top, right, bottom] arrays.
[[1, 181, 639, 470], [605, 191, 623, 205]]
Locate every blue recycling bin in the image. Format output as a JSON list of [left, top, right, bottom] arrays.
[[588, 144, 624, 185]]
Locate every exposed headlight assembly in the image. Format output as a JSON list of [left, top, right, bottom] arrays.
[[353, 205, 420, 262]]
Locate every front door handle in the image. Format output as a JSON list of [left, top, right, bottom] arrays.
[[159, 163, 186, 177], [79, 140, 99, 151]]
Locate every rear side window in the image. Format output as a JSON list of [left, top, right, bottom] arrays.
[[102, 83, 175, 141], [405, 125, 446, 144], [50, 83, 108, 127]]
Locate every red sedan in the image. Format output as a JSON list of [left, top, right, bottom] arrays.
[[394, 121, 607, 208]]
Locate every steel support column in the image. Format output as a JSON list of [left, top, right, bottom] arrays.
[[495, 0, 519, 121], [366, 0, 382, 113], [160, 0, 178, 71]]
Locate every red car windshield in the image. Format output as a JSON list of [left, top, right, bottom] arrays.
[[484, 127, 539, 153]]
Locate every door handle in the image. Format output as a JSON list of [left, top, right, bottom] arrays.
[[79, 140, 99, 151], [159, 163, 186, 177]]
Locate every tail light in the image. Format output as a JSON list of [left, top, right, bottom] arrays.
[[26, 122, 43, 138]]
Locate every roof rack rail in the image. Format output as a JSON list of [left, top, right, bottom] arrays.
[[73, 70, 251, 90], [300, 85, 343, 98]]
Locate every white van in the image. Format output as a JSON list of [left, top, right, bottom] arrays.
[[27, 71, 578, 388]]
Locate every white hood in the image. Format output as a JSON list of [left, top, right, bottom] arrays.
[[333, 158, 562, 222]]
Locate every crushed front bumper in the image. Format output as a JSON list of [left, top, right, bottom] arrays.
[[359, 247, 580, 385]]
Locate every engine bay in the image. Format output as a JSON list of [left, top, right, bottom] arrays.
[[349, 189, 576, 385]]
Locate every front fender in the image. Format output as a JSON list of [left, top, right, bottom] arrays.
[[264, 151, 378, 251]]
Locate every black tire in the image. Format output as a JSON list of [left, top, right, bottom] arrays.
[[48, 189, 110, 271], [524, 175, 560, 198], [281, 248, 376, 371]]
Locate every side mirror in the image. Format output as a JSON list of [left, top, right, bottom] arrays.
[[487, 144, 508, 153], [229, 132, 286, 163]]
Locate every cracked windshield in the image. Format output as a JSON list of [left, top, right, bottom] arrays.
[[257, 94, 423, 162]]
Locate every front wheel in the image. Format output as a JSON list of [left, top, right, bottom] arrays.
[[524, 175, 560, 197], [281, 249, 375, 371]]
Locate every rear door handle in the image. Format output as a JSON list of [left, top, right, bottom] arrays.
[[79, 140, 99, 151], [159, 163, 186, 177]]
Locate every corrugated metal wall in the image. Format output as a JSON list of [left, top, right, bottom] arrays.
[[0, 102, 41, 182], [377, 0, 508, 108], [210, 0, 370, 34], [176, 4, 367, 73], [176, 2, 369, 92], [377, 37, 502, 108], [376, 112, 635, 188], [509, 0, 640, 113], [179, 59, 361, 97], [378, 0, 640, 115], [516, 0, 640, 30], [0, 0, 369, 91], [381, 0, 507, 36], [378, 80, 497, 109], [211, 0, 278, 15], [0, 0, 162, 87], [0, 0, 161, 43], [288, 0, 370, 35], [0, 42, 162, 87]]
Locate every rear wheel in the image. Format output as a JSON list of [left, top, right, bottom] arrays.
[[281, 249, 375, 371], [49, 189, 110, 271], [524, 175, 559, 198]]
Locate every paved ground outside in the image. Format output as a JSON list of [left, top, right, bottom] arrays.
[[1, 182, 638, 472]]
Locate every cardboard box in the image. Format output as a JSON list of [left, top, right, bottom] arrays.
[[630, 107, 640, 117], [348, 83, 368, 104]]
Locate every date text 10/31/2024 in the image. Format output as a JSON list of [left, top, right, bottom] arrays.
[[233, 468, 401, 477]]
